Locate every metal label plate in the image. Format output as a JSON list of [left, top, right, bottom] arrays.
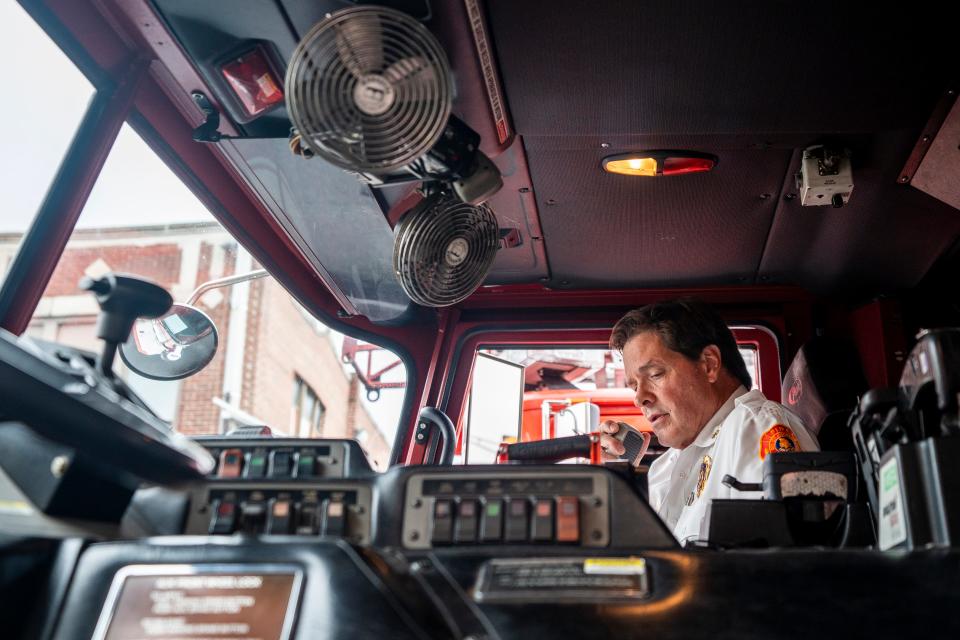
[[473, 557, 650, 603], [91, 563, 303, 640]]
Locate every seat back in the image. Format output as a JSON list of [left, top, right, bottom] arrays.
[[781, 337, 868, 451]]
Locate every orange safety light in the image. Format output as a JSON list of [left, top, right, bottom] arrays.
[[603, 151, 717, 177]]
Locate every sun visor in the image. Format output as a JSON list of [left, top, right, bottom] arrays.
[[218, 137, 412, 324]]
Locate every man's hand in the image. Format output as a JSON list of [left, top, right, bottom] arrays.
[[598, 420, 625, 461]]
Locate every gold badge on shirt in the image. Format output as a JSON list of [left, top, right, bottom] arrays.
[[696, 455, 713, 498]]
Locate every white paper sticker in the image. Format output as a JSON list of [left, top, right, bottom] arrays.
[[583, 558, 646, 576], [878, 457, 907, 550]]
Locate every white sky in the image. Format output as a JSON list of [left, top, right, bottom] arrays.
[[1, 2, 212, 232], [0, 2, 406, 437]]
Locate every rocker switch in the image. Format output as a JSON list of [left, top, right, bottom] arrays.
[[454, 499, 478, 543], [321, 499, 346, 537], [530, 499, 555, 542], [504, 498, 529, 542], [479, 498, 504, 542], [209, 500, 237, 535], [431, 499, 454, 544], [555, 496, 580, 543], [266, 499, 292, 534]]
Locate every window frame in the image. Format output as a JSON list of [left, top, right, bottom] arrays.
[[292, 375, 326, 437]]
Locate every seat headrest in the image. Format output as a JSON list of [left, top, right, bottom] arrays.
[[781, 337, 868, 436]]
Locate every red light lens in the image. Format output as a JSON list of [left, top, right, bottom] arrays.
[[661, 156, 715, 175], [221, 47, 284, 118]]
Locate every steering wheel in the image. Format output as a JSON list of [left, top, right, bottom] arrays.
[[0, 328, 214, 485]]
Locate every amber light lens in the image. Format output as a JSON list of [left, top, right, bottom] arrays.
[[603, 156, 658, 176]]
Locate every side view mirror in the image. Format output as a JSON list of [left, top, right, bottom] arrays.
[[119, 304, 218, 380], [118, 268, 269, 380]]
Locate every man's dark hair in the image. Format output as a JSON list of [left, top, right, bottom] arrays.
[[609, 297, 752, 389]]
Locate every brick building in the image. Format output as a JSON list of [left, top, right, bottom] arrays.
[[0, 222, 393, 469]]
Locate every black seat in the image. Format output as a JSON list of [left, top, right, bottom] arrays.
[[781, 337, 868, 451]]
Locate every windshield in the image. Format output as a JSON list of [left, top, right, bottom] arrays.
[[16, 122, 407, 471], [0, 2, 93, 290]]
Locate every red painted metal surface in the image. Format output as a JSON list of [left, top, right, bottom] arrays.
[[850, 299, 909, 389], [341, 337, 406, 396], [93, 0, 241, 137], [403, 308, 460, 465], [462, 284, 813, 310], [732, 326, 783, 402]]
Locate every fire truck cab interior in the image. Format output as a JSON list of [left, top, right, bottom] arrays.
[[2, 1, 960, 638]]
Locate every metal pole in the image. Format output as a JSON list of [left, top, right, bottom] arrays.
[[0, 58, 149, 334], [187, 269, 269, 305]]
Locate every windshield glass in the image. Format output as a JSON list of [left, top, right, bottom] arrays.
[[0, 2, 94, 290], [19, 123, 406, 470]]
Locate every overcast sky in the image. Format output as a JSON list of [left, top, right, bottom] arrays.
[[1, 2, 212, 233]]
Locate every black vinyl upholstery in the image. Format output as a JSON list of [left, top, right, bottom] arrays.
[[781, 337, 868, 451]]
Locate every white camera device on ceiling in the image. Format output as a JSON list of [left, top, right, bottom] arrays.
[[798, 145, 854, 208]]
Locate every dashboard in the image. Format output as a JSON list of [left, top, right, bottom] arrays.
[[168, 438, 675, 551], [29, 437, 960, 639]]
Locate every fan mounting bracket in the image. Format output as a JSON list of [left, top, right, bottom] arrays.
[[191, 92, 284, 144], [191, 92, 223, 143]]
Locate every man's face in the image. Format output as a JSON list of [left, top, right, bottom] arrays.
[[622, 331, 719, 449]]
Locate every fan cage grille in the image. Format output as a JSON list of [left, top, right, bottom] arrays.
[[394, 196, 500, 307], [286, 6, 453, 174]]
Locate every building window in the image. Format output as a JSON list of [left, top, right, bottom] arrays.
[[292, 376, 325, 437]]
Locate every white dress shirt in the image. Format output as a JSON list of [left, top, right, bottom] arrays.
[[647, 386, 819, 545]]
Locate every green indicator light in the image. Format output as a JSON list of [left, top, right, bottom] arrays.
[[250, 456, 265, 466], [486, 503, 501, 517]]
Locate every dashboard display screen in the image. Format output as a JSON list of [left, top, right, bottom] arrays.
[[93, 565, 302, 640]]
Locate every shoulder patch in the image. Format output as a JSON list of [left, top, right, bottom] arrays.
[[759, 424, 801, 460]]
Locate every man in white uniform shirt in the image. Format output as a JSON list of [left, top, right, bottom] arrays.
[[599, 298, 818, 545]]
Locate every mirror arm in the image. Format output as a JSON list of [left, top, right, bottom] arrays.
[[186, 269, 270, 305]]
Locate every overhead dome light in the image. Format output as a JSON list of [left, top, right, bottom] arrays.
[[604, 156, 658, 176], [602, 151, 717, 177]]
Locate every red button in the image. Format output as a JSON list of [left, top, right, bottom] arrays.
[[556, 496, 580, 543]]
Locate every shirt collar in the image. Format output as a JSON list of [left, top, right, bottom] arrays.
[[691, 385, 748, 448]]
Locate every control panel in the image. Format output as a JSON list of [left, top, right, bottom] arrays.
[[200, 439, 353, 480], [183, 482, 373, 544], [401, 471, 611, 549], [181, 438, 376, 543]]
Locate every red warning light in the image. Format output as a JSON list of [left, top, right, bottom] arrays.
[[661, 156, 716, 176], [220, 45, 284, 118]]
